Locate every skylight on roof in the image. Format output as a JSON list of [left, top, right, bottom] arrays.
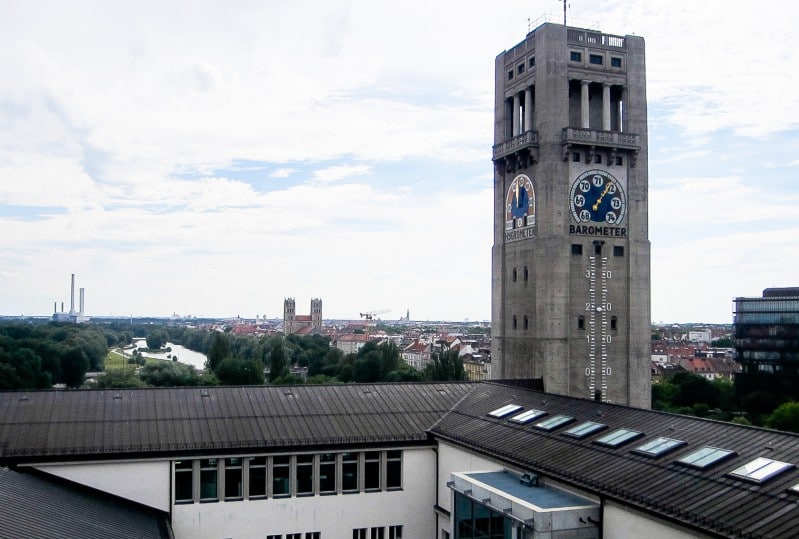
[[633, 437, 686, 458], [510, 409, 546, 423], [729, 457, 794, 483], [594, 429, 643, 448], [790, 483, 799, 494], [676, 447, 736, 469], [488, 404, 523, 418], [563, 421, 607, 439], [534, 415, 574, 431]]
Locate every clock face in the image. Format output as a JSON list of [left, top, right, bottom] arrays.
[[569, 170, 627, 225], [505, 174, 535, 231]]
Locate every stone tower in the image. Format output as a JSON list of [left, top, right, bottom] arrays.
[[310, 298, 323, 330], [283, 298, 296, 335], [490, 23, 651, 408]]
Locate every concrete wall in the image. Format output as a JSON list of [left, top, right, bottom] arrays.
[[604, 501, 711, 539], [172, 447, 437, 539], [35, 460, 171, 511]]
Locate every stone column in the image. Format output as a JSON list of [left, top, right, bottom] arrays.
[[581, 81, 590, 129], [602, 84, 611, 131], [524, 87, 533, 132], [512, 93, 521, 136]]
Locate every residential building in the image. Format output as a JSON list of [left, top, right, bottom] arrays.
[[401, 340, 431, 371], [491, 23, 651, 408]]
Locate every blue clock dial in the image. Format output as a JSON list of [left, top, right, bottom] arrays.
[[569, 170, 626, 225], [505, 174, 535, 231]]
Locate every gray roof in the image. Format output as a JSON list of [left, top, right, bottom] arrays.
[[430, 382, 799, 539], [0, 383, 474, 461], [0, 467, 171, 539]]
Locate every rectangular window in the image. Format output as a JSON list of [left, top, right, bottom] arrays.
[[570, 51, 582, 62], [306, 533, 321, 539], [510, 409, 546, 423], [248, 456, 267, 498], [633, 437, 686, 458], [529, 57, 535, 68], [364, 451, 381, 491], [353, 530, 367, 539], [611, 57, 622, 67], [589, 54, 603, 65], [613, 246, 624, 257], [266, 535, 282, 539], [174, 460, 194, 503], [371, 528, 386, 539], [517, 64, 524, 75], [507, 69, 514, 81], [571, 244, 583, 255], [224, 457, 243, 500], [342, 452, 359, 493], [386, 451, 402, 489], [677, 447, 736, 470], [389, 526, 403, 539], [615, 156, 623, 165], [572, 152, 580, 162], [594, 154, 602, 164], [287, 534, 301, 539], [273, 455, 291, 497], [594, 429, 643, 448], [319, 453, 336, 494], [199, 458, 218, 502], [594, 243, 602, 255], [534, 415, 575, 431], [296, 455, 314, 496], [563, 421, 607, 439], [729, 457, 793, 483]]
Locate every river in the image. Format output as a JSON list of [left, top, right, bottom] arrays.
[[131, 339, 208, 371]]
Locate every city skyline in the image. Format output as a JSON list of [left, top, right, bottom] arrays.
[[2, 1, 798, 322]]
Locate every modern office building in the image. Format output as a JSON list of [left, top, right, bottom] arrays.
[[491, 23, 651, 408], [2, 381, 799, 538], [734, 287, 799, 401]]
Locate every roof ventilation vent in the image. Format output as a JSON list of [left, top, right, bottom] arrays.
[[113, 393, 122, 400], [520, 473, 540, 487]]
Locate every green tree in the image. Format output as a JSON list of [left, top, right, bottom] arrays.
[[425, 348, 467, 381], [214, 357, 265, 385], [61, 347, 90, 388], [268, 336, 288, 382], [94, 369, 146, 389], [206, 332, 231, 372], [140, 362, 200, 387], [765, 402, 799, 433], [146, 329, 168, 350]]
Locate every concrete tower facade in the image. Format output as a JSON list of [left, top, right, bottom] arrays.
[[491, 23, 650, 408]]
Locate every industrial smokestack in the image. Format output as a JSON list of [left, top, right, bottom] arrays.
[[54, 301, 57, 314], [79, 288, 85, 315], [69, 274, 76, 314], [61, 301, 64, 313]]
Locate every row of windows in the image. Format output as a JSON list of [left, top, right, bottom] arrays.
[[572, 151, 623, 166], [570, 51, 623, 67], [174, 450, 402, 504], [353, 526, 403, 539], [507, 57, 536, 81], [510, 314, 619, 332], [267, 533, 319, 539], [571, 244, 624, 257], [490, 404, 799, 486]]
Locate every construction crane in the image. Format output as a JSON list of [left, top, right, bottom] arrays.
[[360, 309, 390, 321]]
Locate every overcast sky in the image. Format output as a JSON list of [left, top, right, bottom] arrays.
[[2, 0, 798, 323]]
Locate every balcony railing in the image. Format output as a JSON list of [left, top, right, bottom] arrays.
[[562, 128, 640, 150], [492, 131, 539, 161]]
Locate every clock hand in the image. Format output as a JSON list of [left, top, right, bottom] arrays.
[[592, 182, 613, 211]]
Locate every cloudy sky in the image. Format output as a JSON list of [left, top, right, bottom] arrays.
[[2, 0, 798, 323]]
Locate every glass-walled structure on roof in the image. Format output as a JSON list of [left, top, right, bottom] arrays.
[[734, 288, 799, 401]]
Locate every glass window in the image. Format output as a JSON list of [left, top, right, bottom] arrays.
[[387, 450, 402, 489], [319, 453, 337, 494], [570, 51, 582, 62], [729, 457, 793, 483], [613, 246, 624, 257], [633, 437, 686, 458], [589, 54, 603, 65], [248, 456, 267, 498], [611, 57, 622, 67], [174, 460, 194, 503], [572, 151, 581, 162], [507, 70, 514, 81], [529, 57, 535, 67], [517, 64, 524, 75], [353, 529, 367, 539], [389, 525, 403, 539], [199, 458, 218, 502], [306, 533, 321, 539], [266, 535, 282, 539], [287, 534, 301, 539], [509, 409, 546, 424], [677, 447, 736, 469], [563, 421, 607, 439], [594, 429, 643, 448], [488, 404, 523, 418], [224, 457, 243, 500], [371, 528, 385, 539], [297, 454, 314, 496], [342, 452, 359, 492], [534, 415, 575, 431], [364, 451, 381, 491], [273, 455, 291, 497], [572, 243, 583, 255]]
